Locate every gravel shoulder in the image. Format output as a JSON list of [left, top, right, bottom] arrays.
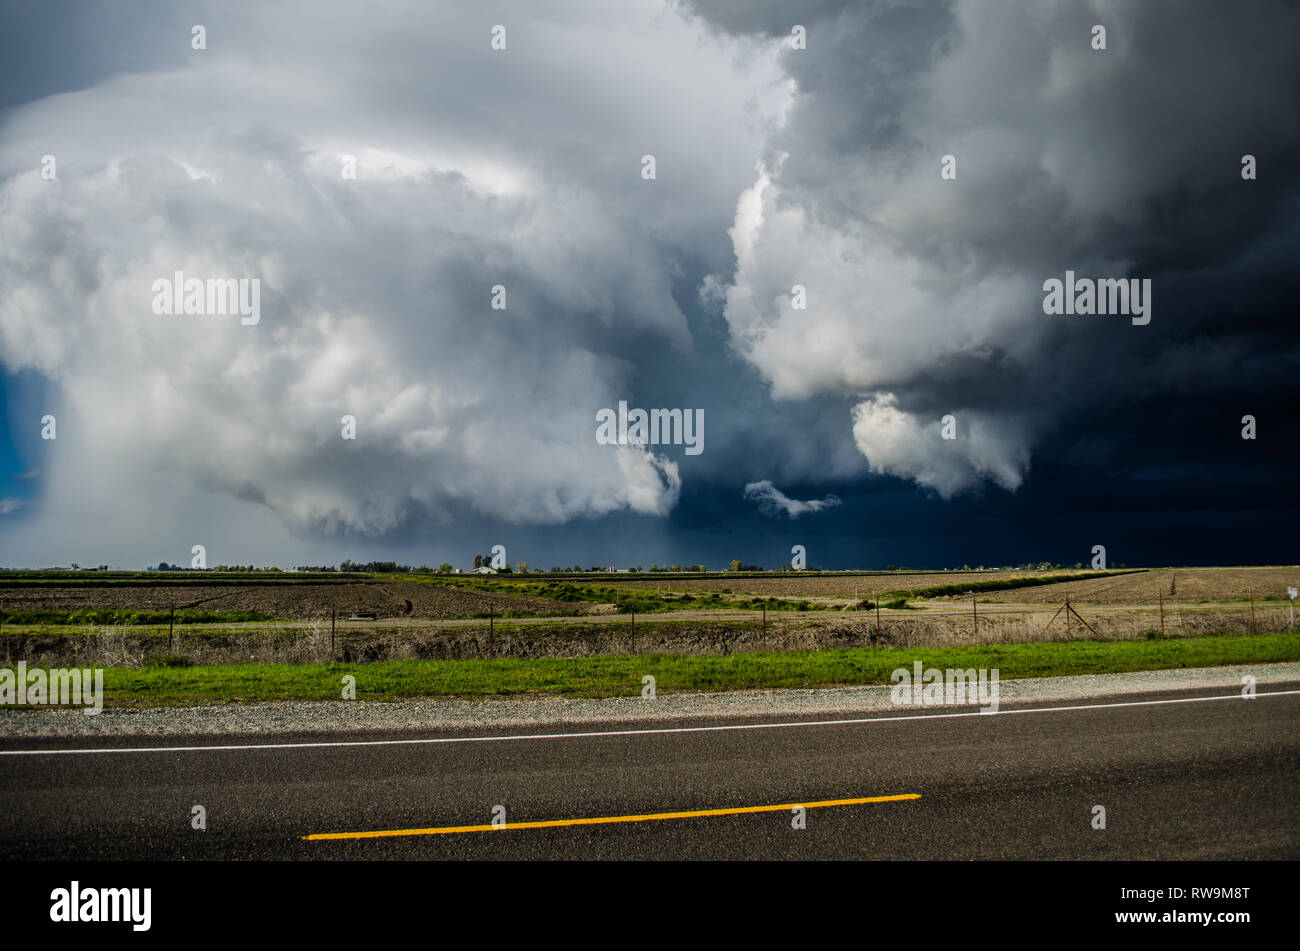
[[1, 661, 1295, 740]]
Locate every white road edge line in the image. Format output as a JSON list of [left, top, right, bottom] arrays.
[[1, 689, 1296, 757]]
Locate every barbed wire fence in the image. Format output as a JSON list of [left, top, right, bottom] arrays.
[[0, 587, 1295, 667]]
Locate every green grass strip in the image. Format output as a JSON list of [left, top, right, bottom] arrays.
[[10, 631, 1292, 708]]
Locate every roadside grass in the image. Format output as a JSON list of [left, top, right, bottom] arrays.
[[21, 631, 1296, 708]]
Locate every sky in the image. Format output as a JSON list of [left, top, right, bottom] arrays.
[[0, 0, 1297, 571]]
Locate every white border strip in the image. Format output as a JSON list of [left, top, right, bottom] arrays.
[[1, 689, 1296, 757]]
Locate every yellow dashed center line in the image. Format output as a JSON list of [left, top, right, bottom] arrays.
[[303, 793, 921, 840]]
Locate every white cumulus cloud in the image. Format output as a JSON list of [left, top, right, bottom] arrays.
[[743, 479, 841, 518]]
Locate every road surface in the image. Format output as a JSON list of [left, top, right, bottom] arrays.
[[1, 684, 1295, 860]]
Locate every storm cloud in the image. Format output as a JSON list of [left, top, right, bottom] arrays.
[[689, 0, 1300, 494], [1, 1, 1296, 568]]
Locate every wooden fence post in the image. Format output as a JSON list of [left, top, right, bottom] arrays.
[[1067, 601, 1100, 638]]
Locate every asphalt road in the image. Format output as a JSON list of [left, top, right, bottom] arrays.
[[2, 685, 1296, 860]]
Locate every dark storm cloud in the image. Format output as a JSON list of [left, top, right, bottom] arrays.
[[686, 0, 1300, 498], [0, 0, 1295, 569]]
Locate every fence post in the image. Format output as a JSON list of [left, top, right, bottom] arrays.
[[972, 595, 977, 636], [1065, 598, 1070, 638], [1067, 601, 1100, 638], [1249, 588, 1256, 634], [762, 602, 766, 634], [489, 605, 494, 657], [331, 608, 336, 652], [875, 599, 881, 645], [169, 607, 174, 651], [1158, 590, 1164, 637], [631, 609, 635, 654]]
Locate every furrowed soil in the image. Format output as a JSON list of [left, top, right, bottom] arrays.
[[0, 581, 577, 620]]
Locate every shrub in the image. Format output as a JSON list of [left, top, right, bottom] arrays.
[[146, 653, 195, 668]]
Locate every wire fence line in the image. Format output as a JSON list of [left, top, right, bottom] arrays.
[[0, 595, 1293, 668]]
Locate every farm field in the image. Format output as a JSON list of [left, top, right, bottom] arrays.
[[977, 566, 1299, 604], [600, 569, 1090, 598], [1, 567, 1296, 673], [597, 566, 1298, 606], [0, 580, 578, 621]]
